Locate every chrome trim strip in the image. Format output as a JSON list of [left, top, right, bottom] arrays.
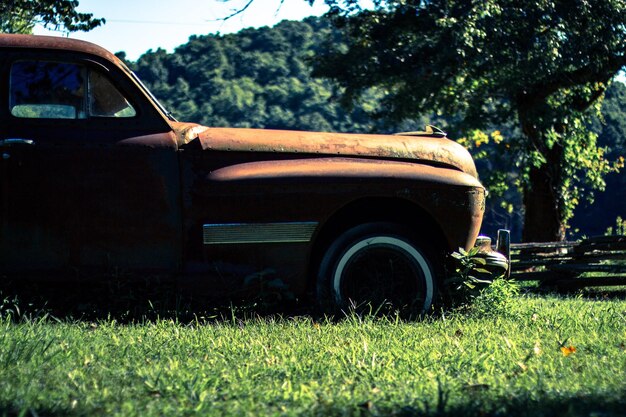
[[203, 222, 318, 245], [0, 138, 34, 146]]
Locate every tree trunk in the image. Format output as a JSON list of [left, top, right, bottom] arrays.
[[522, 162, 567, 242], [517, 97, 568, 243]]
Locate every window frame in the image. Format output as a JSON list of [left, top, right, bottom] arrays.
[[9, 58, 138, 121], [0, 47, 173, 143]]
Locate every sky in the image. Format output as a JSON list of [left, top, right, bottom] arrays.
[[33, 0, 332, 61]]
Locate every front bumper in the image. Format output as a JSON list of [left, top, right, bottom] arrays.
[[475, 229, 511, 279]]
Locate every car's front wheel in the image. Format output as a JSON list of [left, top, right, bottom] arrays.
[[316, 223, 437, 315]]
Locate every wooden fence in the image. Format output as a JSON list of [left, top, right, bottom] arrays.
[[509, 235, 626, 288]]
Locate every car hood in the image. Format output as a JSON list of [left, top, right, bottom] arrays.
[[171, 122, 478, 178]]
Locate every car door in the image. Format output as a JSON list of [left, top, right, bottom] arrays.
[[0, 50, 182, 275]]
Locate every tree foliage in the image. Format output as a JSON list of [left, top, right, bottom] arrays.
[[0, 0, 104, 34], [315, 0, 626, 241]]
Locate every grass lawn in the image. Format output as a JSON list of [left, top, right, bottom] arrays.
[[1, 289, 625, 416]]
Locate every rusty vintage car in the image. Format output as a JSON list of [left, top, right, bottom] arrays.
[[0, 34, 508, 313]]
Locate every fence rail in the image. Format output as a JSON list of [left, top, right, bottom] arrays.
[[509, 235, 626, 288]]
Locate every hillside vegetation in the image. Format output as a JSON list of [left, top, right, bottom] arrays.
[[129, 18, 390, 134]]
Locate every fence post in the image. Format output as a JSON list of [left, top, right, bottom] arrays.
[[496, 229, 511, 277]]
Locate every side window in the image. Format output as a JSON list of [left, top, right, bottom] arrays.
[[89, 70, 136, 117], [9, 60, 136, 119], [10, 61, 86, 119]]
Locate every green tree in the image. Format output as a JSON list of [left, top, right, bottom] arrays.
[[315, 0, 626, 242], [0, 0, 104, 34]]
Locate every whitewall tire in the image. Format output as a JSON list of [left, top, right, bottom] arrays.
[[317, 223, 437, 314]]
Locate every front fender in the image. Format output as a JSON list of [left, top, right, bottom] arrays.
[[204, 157, 485, 252], [207, 157, 483, 188], [182, 156, 485, 295]]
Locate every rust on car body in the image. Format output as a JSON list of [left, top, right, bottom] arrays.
[[206, 157, 481, 186], [0, 34, 508, 308], [0, 33, 121, 62], [190, 126, 479, 178]]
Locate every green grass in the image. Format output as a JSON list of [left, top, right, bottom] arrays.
[[1, 291, 625, 416]]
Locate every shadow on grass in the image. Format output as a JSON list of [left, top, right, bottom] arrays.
[[571, 285, 626, 300], [0, 275, 308, 323], [2, 391, 625, 417], [0, 274, 438, 323], [382, 390, 626, 417], [525, 282, 626, 301], [3, 275, 625, 324]]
